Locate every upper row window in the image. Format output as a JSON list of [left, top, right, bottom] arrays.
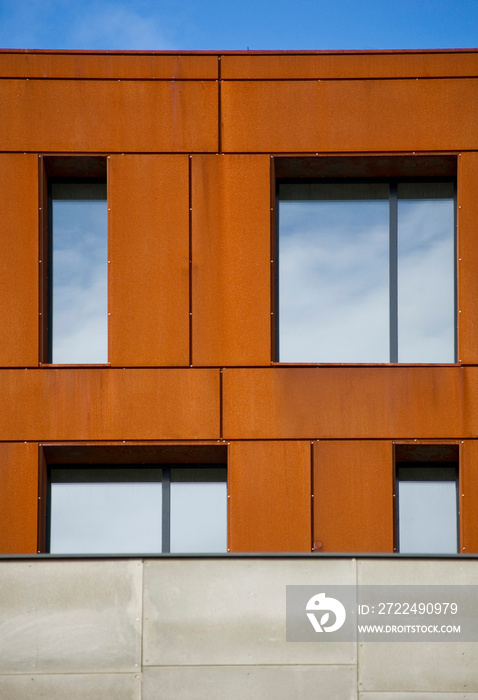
[[277, 179, 456, 363], [49, 179, 108, 364]]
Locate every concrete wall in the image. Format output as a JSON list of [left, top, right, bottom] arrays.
[[0, 556, 477, 699]]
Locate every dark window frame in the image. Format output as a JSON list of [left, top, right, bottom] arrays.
[[39, 156, 108, 365], [275, 175, 457, 364], [38, 444, 228, 555], [272, 153, 458, 365], [393, 444, 460, 554]]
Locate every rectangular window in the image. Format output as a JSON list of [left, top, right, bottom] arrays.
[[48, 464, 227, 555], [395, 445, 459, 554], [277, 179, 455, 363], [48, 180, 108, 363]]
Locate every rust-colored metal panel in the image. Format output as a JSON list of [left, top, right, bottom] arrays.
[[0, 80, 218, 153], [223, 366, 470, 440], [313, 440, 394, 553], [0, 369, 220, 441], [221, 50, 478, 80], [0, 51, 218, 79], [460, 441, 478, 554], [457, 152, 478, 364], [228, 441, 311, 552], [222, 79, 478, 153], [108, 155, 190, 366], [0, 443, 38, 554], [0, 154, 39, 366], [191, 155, 272, 366]]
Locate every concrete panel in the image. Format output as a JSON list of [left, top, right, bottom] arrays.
[[357, 558, 478, 586], [0, 560, 142, 673], [0, 154, 39, 366], [0, 368, 220, 441], [222, 367, 467, 440], [360, 694, 478, 700], [0, 80, 218, 153], [143, 558, 356, 666], [191, 155, 272, 366], [0, 443, 38, 554], [143, 665, 357, 700], [108, 155, 190, 366], [228, 441, 311, 552], [0, 674, 141, 700], [358, 559, 478, 692], [222, 79, 478, 153], [0, 51, 218, 79], [357, 559, 478, 700], [314, 441, 394, 553], [359, 642, 478, 693], [221, 51, 478, 80]]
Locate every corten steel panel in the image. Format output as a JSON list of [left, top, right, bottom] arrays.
[[228, 441, 311, 552], [457, 152, 478, 364], [222, 367, 470, 440], [0, 80, 218, 153], [192, 155, 271, 366], [221, 50, 478, 80], [0, 52, 218, 79], [108, 155, 190, 366], [0, 155, 39, 366], [460, 441, 478, 554], [0, 443, 38, 553], [221, 79, 478, 153], [313, 441, 394, 553], [0, 369, 220, 441]]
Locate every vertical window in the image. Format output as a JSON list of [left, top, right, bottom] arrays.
[[42, 157, 109, 365], [277, 179, 455, 363], [48, 464, 227, 555], [49, 180, 108, 363], [395, 445, 459, 554]]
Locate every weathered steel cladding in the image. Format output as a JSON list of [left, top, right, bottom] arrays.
[[0, 50, 477, 553]]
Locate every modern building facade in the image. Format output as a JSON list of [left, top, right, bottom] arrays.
[[1, 48, 478, 698]]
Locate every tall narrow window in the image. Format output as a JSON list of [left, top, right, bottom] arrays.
[[277, 179, 455, 363], [49, 180, 108, 363], [395, 445, 459, 554]]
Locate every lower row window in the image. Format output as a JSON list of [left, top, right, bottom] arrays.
[[395, 445, 459, 555], [48, 465, 227, 555]]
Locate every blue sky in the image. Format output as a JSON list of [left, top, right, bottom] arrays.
[[0, 0, 477, 51]]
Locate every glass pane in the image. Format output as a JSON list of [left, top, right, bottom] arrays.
[[170, 468, 227, 553], [51, 182, 108, 363], [397, 182, 455, 362], [398, 467, 457, 554], [49, 468, 162, 554], [279, 183, 389, 362]]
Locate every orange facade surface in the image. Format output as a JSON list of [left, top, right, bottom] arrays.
[[1, 49, 478, 554]]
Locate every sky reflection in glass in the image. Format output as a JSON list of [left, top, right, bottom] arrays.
[[398, 471, 458, 554], [279, 183, 389, 362], [51, 182, 108, 363], [279, 181, 455, 363], [50, 471, 162, 554], [397, 183, 455, 362], [170, 468, 227, 553]]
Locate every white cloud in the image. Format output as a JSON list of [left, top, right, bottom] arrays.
[[71, 2, 174, 50], [0, 0, 175, 50]]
